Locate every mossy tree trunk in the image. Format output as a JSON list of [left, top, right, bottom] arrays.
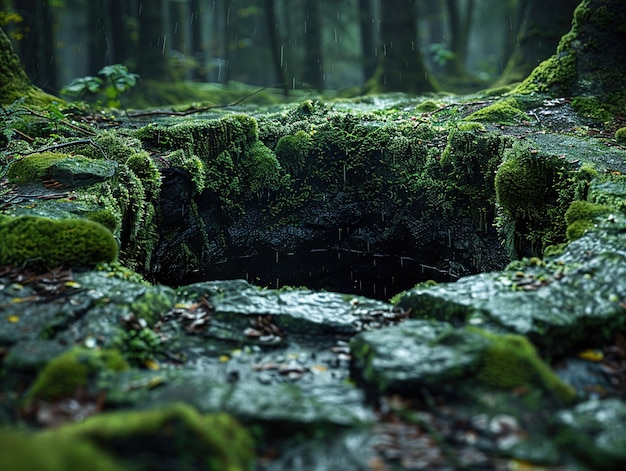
[[498, 0, 579, 86], [517, 0, 626, 114], [365, 0, 437, 94], [0, 26, 57, 106]]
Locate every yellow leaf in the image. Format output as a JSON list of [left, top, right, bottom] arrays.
[[144, 359, 160, 370], [64, 281, 81, 288], [7, 315, 19, 323], [310, 365, 328, 373], [578, 349, 603, 362], [219, 355, 230, 362]]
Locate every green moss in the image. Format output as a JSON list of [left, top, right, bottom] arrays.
[[615, 127, 626, 143], [96, 261, 149, 285], [0, 428, 122, 471], [455, 121, 486, 132], [241, 141, 284, 199], [6, 152, 68, 183], [167, 149, 206, 192], [465, 98, 529, 124], [0, 215, 118, 270], [41, 403, 255, 471], [85, 210, 119, 232], [564, 200, 613, 241], [130, 288, 176, 326], [469, 327, 577, 404], [112, 327, 163, 366], [27, 347, 129, 402], [125, 152, 161, 197], [1, 404, 254, 471], [0, 28, 60, 107], [515, 33, 577, 96], [571, 96, 613, 123], [415, 100, 440, 113], [274, 130, 314, 176]]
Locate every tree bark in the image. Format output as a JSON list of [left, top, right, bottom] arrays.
[[0, 27, 57, 105], [498, 0, 578, 85], [518, 0, 626, 112], [357, 0, 376, 81], [264, 0, 288, 94]]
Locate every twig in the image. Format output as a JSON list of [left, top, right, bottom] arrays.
[[22, 106, 96, 136], [128, 83, 283, 118], [109, 75, 134, 126], [13, 128, 35, 142]]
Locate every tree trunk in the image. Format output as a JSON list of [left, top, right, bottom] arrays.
[[264, 0, 288, 94], [136, 0, 175, 81], [357, 0, 376, 81], [14, 0, 56, 93], [444, 0, 474, 75], [518, 0, 626, 114], [499, 0, 578, 85], [302, 0, 324, 91], [0, 27, 57, 105], [365, 0, 437, 94]]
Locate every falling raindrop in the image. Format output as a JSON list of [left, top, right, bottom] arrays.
[[280, 45, 284, 67], [162, 36, 167, 55]]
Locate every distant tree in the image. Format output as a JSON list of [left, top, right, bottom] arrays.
[[444, 0, 475, 75], [365, 0, 437, 94], [12, 0, 56, 92], [518, 0, 626, 114], [302, 0, 323, 90], [264, 0, 288, 93], [498, 0, 579, 85], [357, 0, 376, 80], [136, 0, 176, 81]]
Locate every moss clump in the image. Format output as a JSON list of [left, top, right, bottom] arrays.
[[42, 403, 255, 471], [469, 327, 577, 404], [125, 152, 161, 197], [6, 152, 117, 186], [274, 130, 313, 176], [112, 327, 163, 366], [1, 403, 254, 471], [494, 141, 575, 256], [466, 98, 529, 124], [6, 152, 68, 183], [564, 200, 613, 241], [0, 216, 118, 270], [572, 96, 613, 123], [0, 428, 121, 471], [129, 288, 176, 326], [241, 141, 284, 199], [26, 347, 129, 402], [615, 127, 626, 143], [85, 210, 119, 233]]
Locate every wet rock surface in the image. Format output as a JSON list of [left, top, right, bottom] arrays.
[[2, 93, 626, 469]]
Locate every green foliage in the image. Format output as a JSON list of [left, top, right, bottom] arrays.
[[616, 127, 626, 143], [61, 64, 139, 107], [0, 216, 118, 270], [26, 347, 129, 402], [167, 149, 207, 192]]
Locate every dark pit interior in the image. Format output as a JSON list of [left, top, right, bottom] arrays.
[[182, 242, 466, 300]]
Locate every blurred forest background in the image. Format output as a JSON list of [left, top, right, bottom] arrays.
[[0, 0, 579, 106]]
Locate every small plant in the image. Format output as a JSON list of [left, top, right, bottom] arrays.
[[61, 64, 139, 108]]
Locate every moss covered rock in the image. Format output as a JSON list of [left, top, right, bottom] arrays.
[[0, 216, 118, 270], [26, 346, 129, 402]]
